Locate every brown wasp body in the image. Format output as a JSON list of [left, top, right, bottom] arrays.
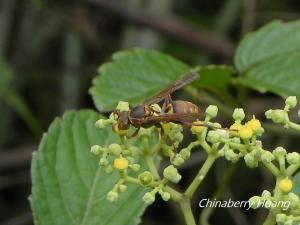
[[113, 73, 204, 136]]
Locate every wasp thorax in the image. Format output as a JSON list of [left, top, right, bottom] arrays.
[[130, 105, 148, 119]]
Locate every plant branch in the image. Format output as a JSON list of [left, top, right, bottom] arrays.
[[185, 154, 217, 198], [179, 199, 196, 225], [88, 0, 235, 57]]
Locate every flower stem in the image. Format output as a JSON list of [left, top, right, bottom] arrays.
[[287, 121, 300, 131], [145, 155, 160, 179], [164, 185, 183, 202], [262, 161, 280, 177], [185, 154, 217, 198], [179, 199, 196, 225], [262, 212, 276, 225]]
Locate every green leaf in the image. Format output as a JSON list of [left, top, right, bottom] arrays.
[[89, 49, 191, 111], [234, 20, 300, 97], [194, 65, 233, 91], [293, 172, 300, 198], [31, 110, 147, 225]]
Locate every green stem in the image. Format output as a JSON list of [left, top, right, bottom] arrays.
[[262, 162, 281, 177], [287, 121, 300, 131], [142, 136, 161, 179], [125, 176, 140, 184], [199, 163, 237, 225], [145, 155, 160, 179], [164, 185, 183, 202], [262, 212, 276, 225], [185, 154, 217, 198], [179, 199, 196, 225], [286, 164, 300, 176], [262, 178, 281, 225]]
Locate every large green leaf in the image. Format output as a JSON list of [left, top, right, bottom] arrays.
[[194, 65, 233, 92], [234, 20, 300, 97], [30, 110, 147, 225], [293, 172, 300, 198], [89, 49, 191, 111]]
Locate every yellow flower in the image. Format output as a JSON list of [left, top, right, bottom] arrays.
[[230, 122, 242, 135], [246, 117, 261, 132], [114, 157, 129, 170], [238, 125, 253, 139], [279, 178, 293, 193], [191, 121, 206, 134]]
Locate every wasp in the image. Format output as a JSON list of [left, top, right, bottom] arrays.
[[113, 73, 213, 137]]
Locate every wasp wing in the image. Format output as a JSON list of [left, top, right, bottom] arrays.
[[143, 72, 199, 105], [143, 112, 201, 124]]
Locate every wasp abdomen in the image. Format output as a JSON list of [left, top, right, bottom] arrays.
[[172, 100, 201, 114]]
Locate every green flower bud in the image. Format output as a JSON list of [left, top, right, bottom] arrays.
[[285, 96, 297, 109], [261, 151, 275, 164], [231, 137, 241, 144], [91, 145, 102, 155], [138, 171, 154, 186], [107, 191, 119, 202], [131, 164, 141, 172], [212, 122, 222, 128], [233, 108, 245, 121], [273, 147, 287, 158], [173, 132, 183, 142], [298, 110, 300, 118], [171, 154, 185, 166], [105, 165, 113, 174], [160, 191, 171, 201], [206, 105, 218, 118], [265, 109, 286, 124], [224, 149, 239, 163], [207, 130, 221, 143], [244, 153, 258, 168], [249, 196, 262, 209], [95, 119, 107, 128], [116, 101, 130, 112], [143, 192, 155, 205], [276, 214, 287, 224], [99, 157, 109, 166], [180, 148, 191, 160], [286, 152, 300, 165], [216, 129, 229, 139], [119, 184, 127, 192], [109, 143, 122, 155], [163, 165, 182, 183], [287, 192, 299, 208], [261, 190, 271, 198]]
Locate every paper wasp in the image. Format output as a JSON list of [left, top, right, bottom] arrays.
[[113, 72, 215, 137]]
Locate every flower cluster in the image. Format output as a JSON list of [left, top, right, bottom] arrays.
[[90, 97, 300, 225], [266, 96, 300, 131]]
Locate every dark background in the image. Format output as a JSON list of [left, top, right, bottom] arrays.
[[0, 0, 299, 225]]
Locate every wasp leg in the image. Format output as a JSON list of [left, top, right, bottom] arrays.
[[157, 123, 164, 138], [127, 127, 141, 138], [161, 95, 174, 114]]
